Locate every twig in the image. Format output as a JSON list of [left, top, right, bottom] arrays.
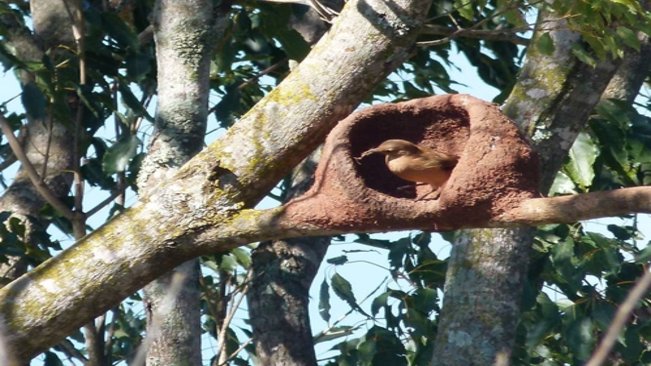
[[418, 0, 542, 47], [0, 114, 76, 220], [419, 25, 531, 45], [86, 189, 124, 218], [56, 339, 88, 363], [40, 113, 54, 178], [216, 337, 254, 366], [585, 267, 651, 366], [238, 58, 287, 91], [217, 269, 253, 365], [103, 307, 120, 361]]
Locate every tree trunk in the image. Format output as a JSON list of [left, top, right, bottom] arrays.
[[248, 153, 329, 366], [433, 228, 534, 366], [0, 0, 75, 284], [431, 11, 624, 365], [0, 2, 77, 363], [135, 1, 221, 365]]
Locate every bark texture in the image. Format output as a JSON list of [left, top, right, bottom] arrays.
[[0, 1, 75, 283], [434, 227, 535, 366], [0, 2, 76, 362], [248, 237, 329, 366], [137, 1, 220, 365], [0, 0, 432, 361], [248, 153, 329, 366], [430, 10, 638, 366], [246, 11, 335, 363]]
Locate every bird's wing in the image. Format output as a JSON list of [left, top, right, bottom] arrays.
[[420, 149, 458, 169]]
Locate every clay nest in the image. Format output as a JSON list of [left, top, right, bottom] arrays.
[[282, 94, 540, 232]]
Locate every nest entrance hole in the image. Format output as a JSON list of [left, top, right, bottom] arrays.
[[349, 105, 470, 198]]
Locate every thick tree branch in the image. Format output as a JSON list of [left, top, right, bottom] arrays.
[[0, 0, 433, 361], [211, 187, 651, 243]]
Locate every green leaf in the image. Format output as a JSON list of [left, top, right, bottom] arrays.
[[357, 337, 377, 366], [571, 44, 597, 67], [411, 287, 438, 314], [102, 135, 141, 174], [81, 158, 117, 190], [21, 82, 46, 119], [403, 81, 430, 98], [118, 84, 153, 122], [371, 291, 390, 317], [218, 254, 237, 272], [616, 26, 640, 51], [214, 86, 241, 128], [606, 224, 634, 241], [454, 0, 474, 20], [231, 247, 251, 268], [585, 232, 622, 274], [0, 43, 21, 71], [363, 326, 407, 366], [257, 5, 310, 60], [331, 272, 356, 305], [319, 278, 331, 322], [332, 272, 370, 317], [565, 317, 595, 361], [102, 12, 138, 49], [327, 255, 348, 265], [354, 233, 392, 250], [537, 32, 555, 55], [635, 243, 651, 263], [388, 237, 411, 272], [622, 325, 644, 364], [596, 99, 630, 128], [403, 307, 430, 338], [314, 325, 356, 344], [610, 0, 643, 12], [564, 132, 598, 191], [549, 171, 577, 195], [592, 301, 615, 330], [7, 216, 25, 237], [552, 237, 578, 290]]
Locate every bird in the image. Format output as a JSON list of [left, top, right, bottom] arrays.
[[359, 139, 458, 197]]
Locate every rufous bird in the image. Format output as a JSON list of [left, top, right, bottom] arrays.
[[359, 139, 458, 197]]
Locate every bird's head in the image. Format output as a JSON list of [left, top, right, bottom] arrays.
[[360, 139, 421, 160]]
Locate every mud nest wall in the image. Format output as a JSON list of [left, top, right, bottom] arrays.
[[283, 94, 540, 232]]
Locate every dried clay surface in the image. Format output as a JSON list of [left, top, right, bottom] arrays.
[[283, 94, 540, 232]]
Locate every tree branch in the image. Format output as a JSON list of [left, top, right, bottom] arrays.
[[0, 115, 76, 221], [499, 187, 651, 225], [419, 24, 530, 45]]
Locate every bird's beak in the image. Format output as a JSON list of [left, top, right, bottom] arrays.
[[354, 148, 380, 164], [360, 148, 380, 159]]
